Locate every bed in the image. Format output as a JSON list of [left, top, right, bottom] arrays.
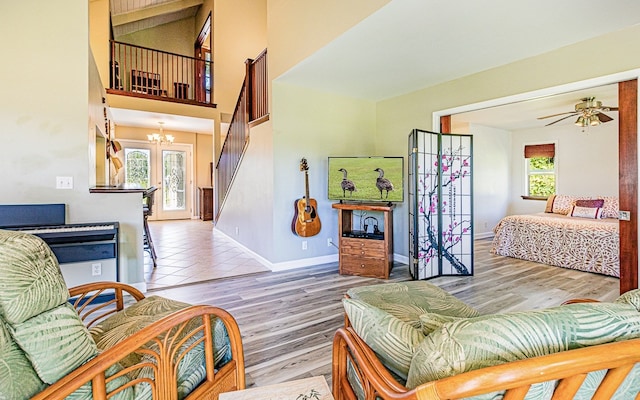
[[491, 195, 620, 277]]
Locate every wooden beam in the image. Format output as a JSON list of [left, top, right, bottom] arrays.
[[111, 0, 204, 27], [618, 79, 638, 293]]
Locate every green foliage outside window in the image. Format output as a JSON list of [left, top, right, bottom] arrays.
[[528, 157, 555, 197], [125, 150, 150, 188]]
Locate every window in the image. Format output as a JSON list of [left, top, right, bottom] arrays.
[[524, 143, 555, 197]]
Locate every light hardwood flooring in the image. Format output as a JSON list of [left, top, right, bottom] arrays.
[[148, 229, 620, 388]]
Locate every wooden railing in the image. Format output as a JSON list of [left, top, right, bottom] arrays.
[[215, 50, 269, 220], [108, 40, 214, 106]]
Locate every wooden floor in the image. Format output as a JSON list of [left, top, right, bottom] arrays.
[[150, 238, 620, 388]]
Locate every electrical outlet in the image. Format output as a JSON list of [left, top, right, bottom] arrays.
[[619, 211, 631, 221], [327, 238, 333, 247], [302, 241, 308, 250], [91, 263, 102, 276], [235, 227, 239, 235]]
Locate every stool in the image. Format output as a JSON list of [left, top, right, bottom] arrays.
[[143, 188, 158, 268]]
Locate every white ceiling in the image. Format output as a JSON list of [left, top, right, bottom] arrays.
[[110, 0, 640, 133], [277, 0, 640, 102], [110, 108, 215, 133], [451, 83, 619, 131]]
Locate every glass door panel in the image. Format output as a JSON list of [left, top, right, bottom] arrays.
[[157, 144, 192, 220], [117, 140, 192, 221]]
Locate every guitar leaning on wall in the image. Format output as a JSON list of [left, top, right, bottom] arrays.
[[292, 158, 322, 237]]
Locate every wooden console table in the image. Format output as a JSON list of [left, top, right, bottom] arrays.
[[332, 203, 394, 279]]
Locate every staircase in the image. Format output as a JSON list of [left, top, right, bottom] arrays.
[[215, 49, 269, 221]]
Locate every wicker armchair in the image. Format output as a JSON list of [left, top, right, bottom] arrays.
[[0, 230, 245, 400], [332, 281, 640, 400]]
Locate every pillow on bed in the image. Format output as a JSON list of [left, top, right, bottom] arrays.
[[575, 199, 605, 208], [544, 195, 556, 213], [601, 196, 619, 219], [569, 205, 602, 219], [546, 194, 575, 215]]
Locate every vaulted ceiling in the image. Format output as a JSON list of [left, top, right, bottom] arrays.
[[110, 0, 202, 38]]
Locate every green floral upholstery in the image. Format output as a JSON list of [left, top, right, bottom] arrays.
[[615, 288, 640, 311], [0, 229, 233, 399], [406, 302, 640, 398], [0, 230, 69, 324], [11, 302, 98, 384], [346, 281, 480, 329], [0, 314, 47, 399], [89, 295, 232, 399], [418, 312, 462, 335], [0, 230, 98, 391], [343, 298, 424, 380]]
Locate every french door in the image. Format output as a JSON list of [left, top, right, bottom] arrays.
[[119, 140, 193, 220]]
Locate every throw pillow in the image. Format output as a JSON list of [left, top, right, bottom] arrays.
[[0, 316, 46, 399], [10, 303, 98, 384], [601, 196, 619, 219], [406, 302, 640, 390], [0, 230, 69, 325], [544, 195, 556, 213], [547, 194, 575, 215], [343, 298, 424, 380], [575, 199, 605, 208], [568, 205, 603, 219]]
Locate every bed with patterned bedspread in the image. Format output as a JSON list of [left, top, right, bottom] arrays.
[[491, 195, 620, 277]]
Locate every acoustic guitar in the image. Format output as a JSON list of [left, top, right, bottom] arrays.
[[292, 158, 321, 237]]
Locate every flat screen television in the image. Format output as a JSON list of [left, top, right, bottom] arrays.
[[328, 156, 404, 202]]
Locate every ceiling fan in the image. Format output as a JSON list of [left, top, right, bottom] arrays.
[[537, 97, 618, 127]]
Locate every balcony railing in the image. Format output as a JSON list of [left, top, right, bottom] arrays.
[[215, 50, 269, 220], [108, 40, 214, 106]]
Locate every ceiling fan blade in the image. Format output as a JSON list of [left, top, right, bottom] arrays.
[[597, 113, 613, 123], [537, 111, 577, 120], [602, 106, 619, 112], [545, 114, 577, 126]]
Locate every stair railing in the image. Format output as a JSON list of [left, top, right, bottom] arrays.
[[215, 49, 268, 220]]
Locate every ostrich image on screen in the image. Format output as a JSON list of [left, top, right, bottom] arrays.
[[328, 157, 403, 202]]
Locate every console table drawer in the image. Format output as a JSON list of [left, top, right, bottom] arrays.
[[340, 238, 385, 257], [340, 256, 387, 278]]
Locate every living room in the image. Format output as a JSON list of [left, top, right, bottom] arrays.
[[4, 0, 640, 398]]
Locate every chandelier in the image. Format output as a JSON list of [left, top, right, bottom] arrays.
[[147, 122, 174, 144]]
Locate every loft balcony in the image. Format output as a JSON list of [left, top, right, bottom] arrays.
[[107, 40, 215, 108]]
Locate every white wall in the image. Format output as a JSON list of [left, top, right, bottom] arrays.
[[464, 124, 512, 237], [0, 1, 145, 288], [508, 119, 618, 215]]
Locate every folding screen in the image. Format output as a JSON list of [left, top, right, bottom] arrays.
[[409, 129, 474, 280]]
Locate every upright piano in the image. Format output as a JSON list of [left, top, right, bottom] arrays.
[[0, 204, 119, 287]]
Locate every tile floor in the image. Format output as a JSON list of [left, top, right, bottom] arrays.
[[144, 219, 270, 290]]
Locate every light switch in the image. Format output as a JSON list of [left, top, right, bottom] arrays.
[[56, 176, 73, 189], [619, 210, 631, 221]]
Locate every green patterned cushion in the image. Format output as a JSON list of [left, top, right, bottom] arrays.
[[0, 315, 47, 399], [67, 363, 134, 400], [0, 230, 69, 324], [90, 296, 232, 398], [406, 302, 640, 395], [347, 281, 479, 329], [616, 288, 640, 311], [343, 298, 424, 380], [89, 296, 194, 367], [10, 302, 98, 384], [418, 312, 462, 335]]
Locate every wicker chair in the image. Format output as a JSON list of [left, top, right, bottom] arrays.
[[332, 281, 640, 400], [0, 229, 245, 400]]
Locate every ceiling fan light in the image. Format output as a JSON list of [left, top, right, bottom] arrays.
[[589, 115, 601, 126], [575, 116, 586, 127]]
